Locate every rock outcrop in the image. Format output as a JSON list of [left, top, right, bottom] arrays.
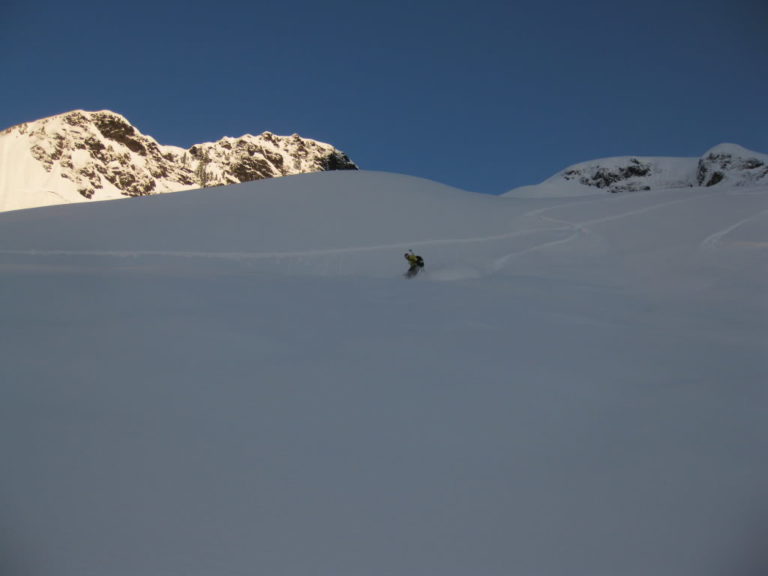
[[0, 110, 357, 211]]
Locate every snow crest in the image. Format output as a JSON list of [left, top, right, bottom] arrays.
[[505, 143, 768, 197]]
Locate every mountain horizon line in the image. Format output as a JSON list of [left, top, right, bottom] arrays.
[[1, 109, 767, 212]]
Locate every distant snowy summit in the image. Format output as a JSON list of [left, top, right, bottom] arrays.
[[506, 143, 768, 197], [0, 110, 357, 212]]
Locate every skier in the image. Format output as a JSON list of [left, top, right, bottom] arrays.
[[404, 249, 425, 278]]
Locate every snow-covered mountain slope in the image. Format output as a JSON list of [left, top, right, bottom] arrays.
[[1, 171, 767, 576], [506, 143, 768, 197], [0, 109, 357, 212]]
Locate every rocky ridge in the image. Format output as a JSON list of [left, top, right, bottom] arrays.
[[555, 144, 767, 193], [506, 143, 768, 198], [0, 110, 357, 211]]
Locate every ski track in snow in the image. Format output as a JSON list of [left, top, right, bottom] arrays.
[[1, 189, 763, 276], [700, 206, 768, 250], [515, 189, 768, 257], [492, 190, 726, 270], [0, 226, 573, 266], [0, 200, 588, 266]]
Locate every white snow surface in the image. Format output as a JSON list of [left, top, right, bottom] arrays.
[[1, 170, 767, 576]]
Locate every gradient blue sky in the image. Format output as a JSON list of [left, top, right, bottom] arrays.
[[2, 0, 766, 194]]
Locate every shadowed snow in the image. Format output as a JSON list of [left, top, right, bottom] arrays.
[[1, 170, 767, 576]]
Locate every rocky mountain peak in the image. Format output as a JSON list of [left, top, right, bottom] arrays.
[[696, 143, 768, 188], [536, 144, 767, 196], [0, 110, 357, 212]]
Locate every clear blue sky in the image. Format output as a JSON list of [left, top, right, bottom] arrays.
[[2, 0, 766, 194]]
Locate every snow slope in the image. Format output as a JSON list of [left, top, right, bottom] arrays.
[[1, 170, 767, 576]]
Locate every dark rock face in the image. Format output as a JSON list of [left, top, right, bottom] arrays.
[[321, 151, 357, 171], [697, 149, 767, 187], [92, 113, 147, 154], [591, 161, 651, 188], [231, 156, 273, 182], [564, 158, 654, 192]]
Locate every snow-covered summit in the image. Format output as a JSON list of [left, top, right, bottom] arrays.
[[0, 109, 357, 212], [696, 143, 768, 188], [506, 143, 768, 197]]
